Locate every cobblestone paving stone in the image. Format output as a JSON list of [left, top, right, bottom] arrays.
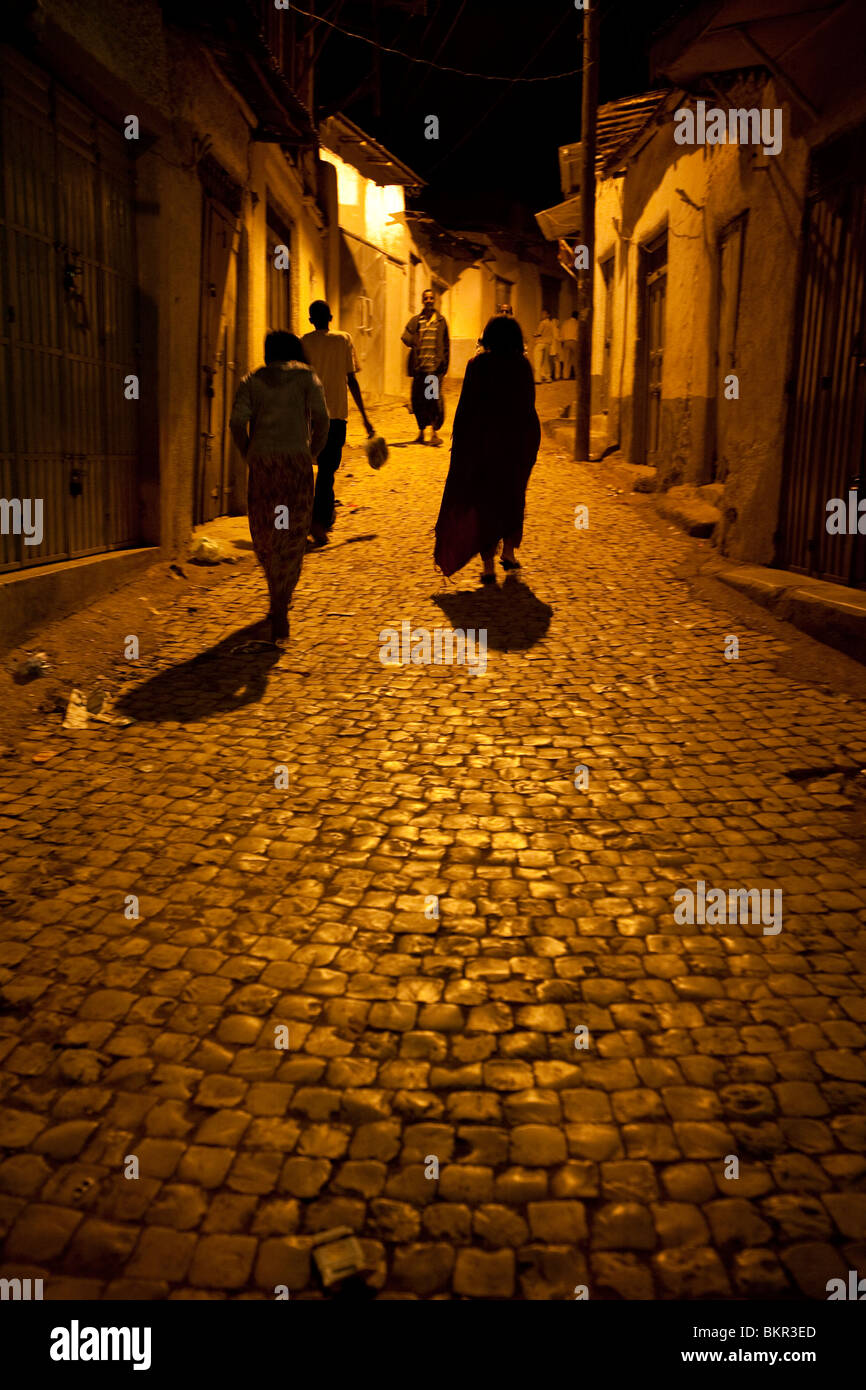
[[2, 388, 866, 1300]]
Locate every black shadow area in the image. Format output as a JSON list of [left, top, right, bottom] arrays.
[[304, 532, 378, 555], [432, 574, 553, 652], [115, 622, 281, 724]]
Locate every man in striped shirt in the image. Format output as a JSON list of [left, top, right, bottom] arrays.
[[401, 289, 450, 446]]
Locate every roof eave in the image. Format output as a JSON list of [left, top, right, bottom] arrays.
[[165, 1, 317, 147], [649, 0, 729, 81], [319, 113, 426, 191], [598, 89, 684, 177]]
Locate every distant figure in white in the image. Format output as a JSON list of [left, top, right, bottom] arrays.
[[533, 309, 554, 383]]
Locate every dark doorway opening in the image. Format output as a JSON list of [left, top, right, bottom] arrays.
[[194, 159, 241, 525], [600, 253, 615, 413], [635, 231, 667, 467]]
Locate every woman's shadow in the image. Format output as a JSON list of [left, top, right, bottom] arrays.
[[115, 622, 281, 724], [432, 573, 553, 652]]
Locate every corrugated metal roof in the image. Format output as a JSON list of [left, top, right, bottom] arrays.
[[539, 90, 673, 240], [597, 90, 672, 168], [402, 211, 488, 263], [559, 89, 671, 188]]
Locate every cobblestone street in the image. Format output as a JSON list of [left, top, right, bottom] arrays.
[[2, 387, 866, 1301]]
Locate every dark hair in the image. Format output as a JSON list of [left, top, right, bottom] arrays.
[[265, 331, 307, 364], [309, 300, 331, 328], [480, 314, 524, 354]]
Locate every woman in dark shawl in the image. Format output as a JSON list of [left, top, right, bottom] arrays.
[[434, 314, 540, 584]]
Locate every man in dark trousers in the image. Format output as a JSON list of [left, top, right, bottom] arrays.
[[401, 288, 450, 446], [302, 300, 374, 545]]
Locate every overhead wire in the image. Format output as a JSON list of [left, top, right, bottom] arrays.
[[422, 6, 580, 176], [287, 4, 581, 82], [398, 0, 471, 105]]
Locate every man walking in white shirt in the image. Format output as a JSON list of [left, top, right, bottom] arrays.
[[533, 309, 554, 383], [302, 300, 374, 545]]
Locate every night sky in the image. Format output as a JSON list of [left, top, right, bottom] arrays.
[[313, 0, 690, 224]]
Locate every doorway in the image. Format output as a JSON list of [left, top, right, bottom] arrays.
[[194, 160, 241, 525], [713, 214, 747, 484], [600, 253, 615, 412], [635, 232, 667, 466], [265, 208, 293, 332], [340, 232, 386, 397], [541, 273, 560, 318], [0, 46, 141, 571]]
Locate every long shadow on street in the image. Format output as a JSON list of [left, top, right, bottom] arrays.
[[432, 574, 553, 651], [115, 622, 281, 723]]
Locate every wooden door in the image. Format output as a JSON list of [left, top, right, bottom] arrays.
[[714, 215, 746, 484], [195, 194, 237, 524], [340, 233, 386, 397], [600, 255, 614, 412], [266, 213, 293, 332], [0, 45, 140, 570], [636, 235, 667, 466]]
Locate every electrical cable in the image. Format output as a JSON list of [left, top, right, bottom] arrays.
[[423, 6, 579, 176], [409, 0, 471, 100], [287, 4, 581, 82]]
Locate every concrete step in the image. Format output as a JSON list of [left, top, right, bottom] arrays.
[[714, 562, 866, 665], [656, 484, 721, 538], [606, 461, 658, 494]]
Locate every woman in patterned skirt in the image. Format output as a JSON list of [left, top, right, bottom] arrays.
[[230, 332, 329, 644]]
